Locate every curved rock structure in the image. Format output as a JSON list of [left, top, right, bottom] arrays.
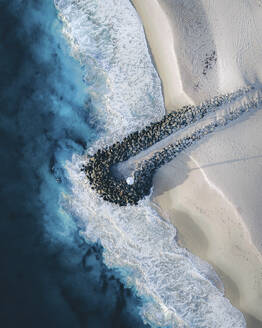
[[83, 86, 260, 206]]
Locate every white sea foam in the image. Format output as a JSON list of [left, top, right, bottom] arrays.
[[64, 156, 245, 327], [54, 0, 247, 327], [54, 0, 164, 152]]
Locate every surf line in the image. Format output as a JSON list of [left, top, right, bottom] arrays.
[[82, 85, 260, 206]]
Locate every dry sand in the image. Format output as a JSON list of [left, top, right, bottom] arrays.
[[131, 0, 262, 326], [131, 0, 194, 111], [132, 0, 262, 111]]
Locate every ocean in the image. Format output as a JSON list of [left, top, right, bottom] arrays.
[[0, 0, 246, 327], [0, 1, 149, 327]]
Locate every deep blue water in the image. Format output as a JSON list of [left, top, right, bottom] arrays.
[[0, 1, 149, 327]]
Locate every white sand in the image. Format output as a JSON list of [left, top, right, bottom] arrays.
[[131, 0, 262, 326], [131, 0, 194, 110], [152, 153, 262, 327], [132, 0, 262, 111]]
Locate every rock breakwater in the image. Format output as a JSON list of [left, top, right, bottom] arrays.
[[83, 86, 258, 206]]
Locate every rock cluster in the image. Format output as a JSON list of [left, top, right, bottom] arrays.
[[82, 87, 253, 206], [202, 50, 217, 76]]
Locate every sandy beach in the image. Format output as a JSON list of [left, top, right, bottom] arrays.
[[132, 0, 262, 326], [152, 153, 262, 327], [131, 0, 194, 111]]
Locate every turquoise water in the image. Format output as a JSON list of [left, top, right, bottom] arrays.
[[0, 1, 149, 326], [0, 0, 248, 326]]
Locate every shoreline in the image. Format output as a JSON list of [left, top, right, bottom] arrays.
[[151, 154, 262, 327]]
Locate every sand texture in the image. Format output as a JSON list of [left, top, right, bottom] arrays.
[[132, 0, 262, 326]]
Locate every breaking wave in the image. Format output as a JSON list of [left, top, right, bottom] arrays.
[[54, 0, 165, 149], [54, 0, 247, 326], [65, 156, 246, 327]]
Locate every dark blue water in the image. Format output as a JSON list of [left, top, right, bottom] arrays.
[[0, 1, 149, 327]]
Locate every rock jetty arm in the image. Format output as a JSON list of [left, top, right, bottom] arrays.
[[83, 87, 257, 206]]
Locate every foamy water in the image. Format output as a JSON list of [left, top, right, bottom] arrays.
[[64, 156, 246, 328], [54, 0, 247, 326], [54, 0, 164, 151]]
